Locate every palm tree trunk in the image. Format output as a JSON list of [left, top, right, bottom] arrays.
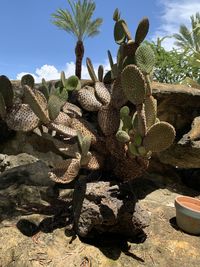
[[75, 40, 84, 79]]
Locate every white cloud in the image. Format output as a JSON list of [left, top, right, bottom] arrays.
[[152, 0, 200, 50], [16, 64, 60, 83], [16, 59, 111, 83]]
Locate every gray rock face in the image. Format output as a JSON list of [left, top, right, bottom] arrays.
[[152, 82, 200, 132], [0, 153, 53, 186], [73, 180, 149, 238], [151, 82, 200, 169]]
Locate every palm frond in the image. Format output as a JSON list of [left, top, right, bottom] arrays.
[[179, 24, 194, 48], [174, 12, 200, 54], [191, 13, 200, 52], [51, 0, 102, 41], [85, 18, 103, 39], [51, 8, 79, 37]]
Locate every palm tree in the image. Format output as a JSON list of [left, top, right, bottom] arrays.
[[174, 12, 200, 54], [51, 0, 103, 79]]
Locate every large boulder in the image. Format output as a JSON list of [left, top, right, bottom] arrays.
[[73, 179, 150, 239]]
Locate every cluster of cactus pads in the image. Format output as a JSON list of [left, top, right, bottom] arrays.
[[0, 9, 175, 182]]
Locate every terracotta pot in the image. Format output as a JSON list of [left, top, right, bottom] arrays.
[[175, 195, 200, 235]]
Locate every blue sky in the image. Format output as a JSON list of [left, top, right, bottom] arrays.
[[0, 0, 200, 82]]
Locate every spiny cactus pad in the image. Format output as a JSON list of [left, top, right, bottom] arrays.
[[42, 133, 80, 157], [48, 94, 64, 121], [6, 104, 40, 131], [135, 44, 155, 74], [80, 135, 92, 158], [65, 75, 81, 91], [95, 82, 111, 105], [121, 65, 146, 105], [114, 20, 127, 44], [0, 93, 6, 119], [70, 117, 99, 145], [83, 151, 104, 170], [113, 156, 149, 181], [23, 85, 50, 124], [144, 96, 157, 129], [49, 123, 77, 137], [62, 102, 82, 117], [113, 8, 120, 22], [116, 130, 130, 143], [135, 17, 149, 45], [98, 105, 120, 136], [98, 65, 104, 82], [111, 76, 127, 108], [21, 74, 35, 88], [136, 103, 147, 137], [86, 58, 98, 82], [48, 157, 81, 184], [121, 20, 132, 40], [143, 122, 175, 152], [77, 88, 102, 111], [53, 111, 71, 126], [0, 75, 14, 108], [128, 142, 138, 156], [108, 50, 114, 68]]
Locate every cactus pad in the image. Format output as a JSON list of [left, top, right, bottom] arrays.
[[70, 117, 99, 145], [0, 75, 14, 108], [77, 88, 102, 111], [143, 122, 175, 152], [53, 111, 71, 126], [98, 65, 104, 82], [111, 76, 127, 108], [6, 104, 40, 131], [21, 74, 35, 88], [98, 105, 120, 135], [121, 20, 132, 40], [135, 17, 149, 45], [114, 20, 126, 44], [49, 123, 77, 137], [0, 93, 6, 119], [113, 155, 149, 181], [48, 94, 64, 121], [65, 75, 81, 91], [135, 44, 155, 74], [113, 8, 120, 21], [108, 50, 114, 68], [116, 130, 130, 143], [95, 82, 111, 105], [62, 102, 82, 117], [121, 65, 146, 105], [84, 151, 104, 170], [144, 96, 157, 129], [86, 58, 98, 82], [48, 157, 81, 184], [23, 85, 50, 124], [43, 133, 80, 157]]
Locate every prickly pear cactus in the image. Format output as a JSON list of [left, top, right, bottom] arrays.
[[0, 8, 176, 184], [75, 8, 176, 181]]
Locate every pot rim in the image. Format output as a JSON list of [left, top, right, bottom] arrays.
[[175, 195, 200, 214]]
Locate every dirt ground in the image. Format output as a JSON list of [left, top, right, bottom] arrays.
[[0, 173, 200, 267]]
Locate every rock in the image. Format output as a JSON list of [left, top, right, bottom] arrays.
[[0, 153, 53, 186], [2, 132, 63, 167], [152, 82, 200, 133], [157, 115, 200, 169], [179, 116, 200, 142], [73, 179, 149, 239], [0, 166, 200, 266], [158, 142, 200, 169]]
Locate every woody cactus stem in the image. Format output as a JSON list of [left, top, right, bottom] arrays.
[[75, 40, 84, 79], [136, 103, 147, 137]]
